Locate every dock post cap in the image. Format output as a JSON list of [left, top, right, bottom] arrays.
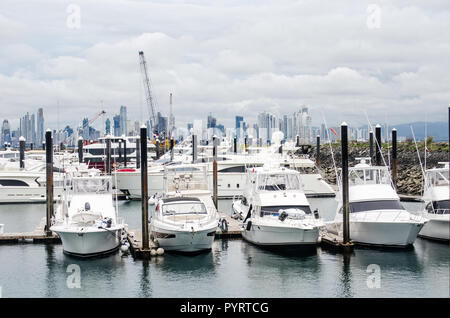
[[375, 124, 381, 128], [78, 136, 83, 140], [392, 128, 397, 131], [46, 128, 51, 132], [19, 136, 25, 141], [369, 130, 373, 133], [121, 134, 126, 138], [317, 134, 320, 137], [341, 122, 348, 126], [140, 124, 146, 129]]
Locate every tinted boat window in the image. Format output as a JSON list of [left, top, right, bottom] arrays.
[[0, 179, 30, 186], [349, 200, 405, 213], [433, 200, 450, 214]]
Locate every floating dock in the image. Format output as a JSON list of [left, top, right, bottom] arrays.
[[0, 218, 60, 244]]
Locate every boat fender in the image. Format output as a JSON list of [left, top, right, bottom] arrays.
[[246, 221, 252, 231], [220, 218, 228, 233], [120, 244, 129, 253], [279, 211, 288, 222], [313, 209, 320, 219]]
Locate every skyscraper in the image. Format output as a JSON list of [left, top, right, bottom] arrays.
[[235, 116, 244, 140], [105, 118, 111, 135], [120, 106, 127, 136], [1, 119, 11, 146], [113, 115, 121, 136], [207, 113, 217, 128], [36, 108, 44, 145]]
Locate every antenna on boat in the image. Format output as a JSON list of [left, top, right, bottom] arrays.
[[410, 125, 426, 195], [364, 111, 390, 168], [320, 110, 340, 191]]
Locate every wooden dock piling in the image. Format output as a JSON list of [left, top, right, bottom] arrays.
[[140, 126, 150, 253], [45, 130, 53, 237]]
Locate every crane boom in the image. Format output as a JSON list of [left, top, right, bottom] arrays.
[[139, 51, 157, 134]]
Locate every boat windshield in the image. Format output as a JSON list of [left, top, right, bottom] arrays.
[[260, 205, 311, 216], [256, 173, 301, 191], [348, 200, 405, 213], [427, 200, 450, 214], [162, 202, 207, 215], [73, 178, 111, 194], [425, 170, 449, 188], [348, 167, 391, 186]]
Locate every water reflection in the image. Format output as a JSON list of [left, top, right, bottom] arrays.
[[140, 260, 152, 298]]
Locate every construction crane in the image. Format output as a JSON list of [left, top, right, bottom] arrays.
[[139, 51, 157, 136]]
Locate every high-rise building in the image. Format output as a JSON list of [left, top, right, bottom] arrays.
[[36, 108, 44, 145], [156, 112, 168, 138], [207, 113, 217, 129], [257, 111, 277, 143], [82, 117, 89, 140], [187, 123, 193, 133], [113, 115, 121, 136], [120, 106, 127, 136], [1, 119, 11, 146], [105, 118, 111, 135], [235, 116, 244, 140], [31, 113, 36, 145]]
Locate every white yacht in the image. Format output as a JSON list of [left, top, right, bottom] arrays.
[[149, 164, 218, 253], [419, 162, 449, 241], [233, 165, 324, 246], [327, 158, 427, 247], [51, 176, 125, 257], [114, 141, 335, 200]]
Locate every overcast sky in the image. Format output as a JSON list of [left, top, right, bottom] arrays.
[[1, 0, 449, 131]]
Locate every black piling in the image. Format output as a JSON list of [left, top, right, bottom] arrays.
[[136, 137, 141, 169], [156, 140, 160, 160], [369, 130, 373, 161], [42, 141, 45, 150], [140, 127, 149, 250], [30, 143, 33, 150], [123, 138, 127, 167], [118, 139, 122, 163], [375, 124, 382, 166], [316, 135, 321, 166], [296, 135, 300, 147], [392, 128, 398, 188], [170, 138, 174, 162], [213, 136, 218, 209], [45, 130, 53, 237], [106, 137, 111, 174], [77, 137, 83, 163], [19, 136, 25, 169], [192, 135, 198, 163], [341, 123, 350, 245], [233, 137, 237, 153]]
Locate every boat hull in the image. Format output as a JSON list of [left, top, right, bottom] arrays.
[[52, 226, 123, 257], [327, 221, 424, 247], [418, 215, 450, 241], [151, 225, 217, 252], [242, 223, 319, 246]]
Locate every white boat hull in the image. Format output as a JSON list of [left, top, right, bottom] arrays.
[[327, 221, 424, 247], [242, 223, 319, 246], [418, 215, 450, 241], [151, 225, 217, 252], [0, 187, 64, 203], [52, 226, 123, 257]]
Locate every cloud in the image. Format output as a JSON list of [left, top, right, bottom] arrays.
[[0, 0, 449, 132]]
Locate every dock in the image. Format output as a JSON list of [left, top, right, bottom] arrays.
[[319, 230, 354, 252], [0, 218, 60, 244], [127, 211, 243, 259]]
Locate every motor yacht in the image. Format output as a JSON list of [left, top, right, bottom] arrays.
[[149, 164, 218, 253], [233, 165, 324, 246], [51, 176, 125, 257], [327, 158, 427, 247], [419, 162, 449, 241]]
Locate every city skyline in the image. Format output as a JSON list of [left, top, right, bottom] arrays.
[[1, 2, 449, 131]]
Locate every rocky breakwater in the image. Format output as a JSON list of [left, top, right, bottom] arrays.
[[295, 141, 448, 196]]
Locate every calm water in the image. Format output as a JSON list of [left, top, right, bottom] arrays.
[[0, 199, 448, 298]]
